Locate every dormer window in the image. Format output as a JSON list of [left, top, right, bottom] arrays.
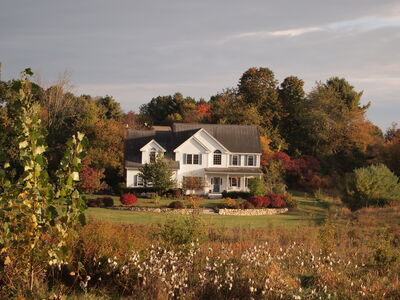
[[150, 148, 156, 163], [213, 150, 222, 165]]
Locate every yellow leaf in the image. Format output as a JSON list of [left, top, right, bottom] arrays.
[[4, 256, 11, 265], [72, 172, 79, 181], [19, 141, 28, 149]]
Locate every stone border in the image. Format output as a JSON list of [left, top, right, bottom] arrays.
[[217, 208, 288, 216], [109, 206, 288, 216]]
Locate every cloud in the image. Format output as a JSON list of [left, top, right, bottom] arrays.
[[220, 15, 400, 44]]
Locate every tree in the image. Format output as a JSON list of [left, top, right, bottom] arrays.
[[139, 93, 196, 125], [248, 177, 267, 196], [139, 155, 175, 193], [0, 69, 87, 293], [325, 77, 370, 111], [238, 67, 282, 129], [182, 177, 204, 193], [278, 76, 307, 155], [78, 158, 108, 194], [96, 95, 122, 120], [210, 88, 263, 126]]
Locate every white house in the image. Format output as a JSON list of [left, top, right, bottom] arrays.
[[125, 123, 262, 195]]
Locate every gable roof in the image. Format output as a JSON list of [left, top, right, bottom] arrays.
[[125, 130, 178, 168], [173, 123, 262, 153]]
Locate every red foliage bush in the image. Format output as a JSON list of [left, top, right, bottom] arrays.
[[120, 193, 137, 205], [267, 194, 286, 208], [249, 194, 289, 208], [248, 196, 270, 208]]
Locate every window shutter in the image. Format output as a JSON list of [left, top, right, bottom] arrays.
[[183, 154, 186, 164], [238, 178, 241, 187], [254, 155, 257, 166], [229, 155, 232, 165], [238, 155, 241, 166], [134, 175, 137, 186], [244, 155, 248, 166], [199, 154, 202, 165]]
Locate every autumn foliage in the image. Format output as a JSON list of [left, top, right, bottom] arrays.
[[120, 193, 137, 205], [78, 158, 108, 194]]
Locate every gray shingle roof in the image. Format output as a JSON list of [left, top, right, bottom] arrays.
[[125, 123, 262, 169], [173, 123, 262, 153]]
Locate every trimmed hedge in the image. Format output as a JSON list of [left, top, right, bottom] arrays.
[[221, 191, 251, 199], [101, 197, 114, 207], [120, 187, 162, 196], [86, 198, 102, 207], [168, 201, 184, 209]]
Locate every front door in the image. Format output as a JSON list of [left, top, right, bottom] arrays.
[[211, 177, 221, 193]]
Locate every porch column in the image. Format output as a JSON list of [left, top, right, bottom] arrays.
[[226, 174, 229, 192], [243, 175, 246, 191], [204, 174, 208, 194]]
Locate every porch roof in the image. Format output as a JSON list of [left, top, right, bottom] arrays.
[[204, 167, 262, 174]]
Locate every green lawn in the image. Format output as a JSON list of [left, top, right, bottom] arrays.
[[86, 191, 328, 228], [84, 194, 225, 209]]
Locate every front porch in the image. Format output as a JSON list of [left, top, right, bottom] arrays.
[[204, 167, 262, 195]]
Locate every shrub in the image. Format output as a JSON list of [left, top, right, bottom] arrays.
[[223, 197, 238, 208], [248, 177, 267, 196], [168, 201, 184, 209], [284, 194, 297, 208], [243, 201, 255, 209], [120, 187, 162, 195], [185, 195, 202, 208], [158, 216, 206, 248], [120, 193, 137, 205], [86, 198, 102, 207], [268, 194, 286, 208], [166, 188, 183, 198], [248, 196, 270, 208], [341, 164, 400, 210], [101, 197, 114, 207], [221, 191, 251, 199]]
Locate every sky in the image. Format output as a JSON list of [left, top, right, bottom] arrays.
[[1, 0, 399, 130]]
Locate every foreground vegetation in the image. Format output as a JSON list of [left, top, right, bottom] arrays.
[[3, 204, 399, 299]]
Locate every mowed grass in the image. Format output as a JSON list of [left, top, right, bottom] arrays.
[[86, 191, 329, 228]]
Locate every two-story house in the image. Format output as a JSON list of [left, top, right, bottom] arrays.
[[125, 123, 262, 195]]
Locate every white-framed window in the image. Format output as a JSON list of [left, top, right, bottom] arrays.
[[229, 177, 241, 187], [213, 150, 222, 165], [230, 154, 241, 166], [149, 148, 156, 163], [134, 174, 144, 187], [245, 155, 257, 166], [184, 154, 202, 165]]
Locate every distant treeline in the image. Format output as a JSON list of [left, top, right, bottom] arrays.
[[1, 67, 399, 191]]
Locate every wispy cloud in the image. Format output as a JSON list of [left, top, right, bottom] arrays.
[[221, 16, 400, 44]]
